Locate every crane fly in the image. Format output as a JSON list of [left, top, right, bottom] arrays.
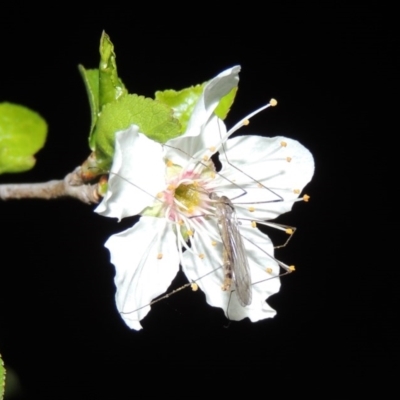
[[209, 192, 252, 307]]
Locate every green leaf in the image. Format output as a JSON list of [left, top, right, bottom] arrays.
[[155, 83, 206, 134], [99, 31, 127, 108], [0, 103, 48, 174], [78, 66, 99, 149], [92, 94, 181, 170], [156, 80, 238, 131], [0, 353, 5, 400], [81, 32, 128, 153], [214, 86, 238, 120]]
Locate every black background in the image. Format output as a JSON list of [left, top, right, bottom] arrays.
[[0, 10, 397, 398]]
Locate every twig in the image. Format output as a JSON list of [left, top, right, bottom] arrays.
[[0, 167, 100, 204]]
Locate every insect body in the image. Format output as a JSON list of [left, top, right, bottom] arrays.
[[210, 192, 252, 307]]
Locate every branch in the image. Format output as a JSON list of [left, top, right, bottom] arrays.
[[0, 167, 100, 204]]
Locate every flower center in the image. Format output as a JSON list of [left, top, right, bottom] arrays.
[[174, 183, 200, 213]]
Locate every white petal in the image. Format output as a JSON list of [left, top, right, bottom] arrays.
[[226, 222, 281, 322], [105, 216, 180, 330], [166, 66, 240, 165], [95, 126, 166, 220], [182, 218, 280, 322], [216, 135, 315, 220]]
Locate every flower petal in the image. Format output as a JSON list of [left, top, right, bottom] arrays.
[[182, 217, 280, 322], [216, 135, 315, 220], [95, 126, 166, 220], [105, 216, 180, 330], [166, 66, 240, 165]]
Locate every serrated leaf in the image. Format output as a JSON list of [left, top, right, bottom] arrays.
[[155, 83, 206, 134], [81, 32, 128, 153], [0, 353, 5, 400], [93, 94, 181, 169], [214, 86, 238, 119], [99, 31, 127, 108], [0, 103, 48, 174], [78, 66, 99, 149]]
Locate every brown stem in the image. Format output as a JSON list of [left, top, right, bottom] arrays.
[[0, 167, 100, 204]]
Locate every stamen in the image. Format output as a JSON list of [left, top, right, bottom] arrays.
[[286, 228, 294, 234], [198, 253, 205, 259], [266, 267, 273, 274], [175, 220, 196, 254], [191, 283, 199, 291], [293, 195, 310, 203], [174, 198, 189, 211], [248, 206, 255, 212], [187, 230, 194, 237], [286, 157, 292, 162], [243, 119, 250, 126], [189, 216, 220, 243], [293, 189, 300, 194], [153, 223, 168, 265], [203, 155, 209, 162], [221, 103, 275, 141], [166, 159, 173, 167], [269, 98, 278, 106], [289, 265, 296, 272], [280, 141, 287, 147], [211, 241, 217, 246], [251, 221, 257, 228], [209, 146, 216, 152]]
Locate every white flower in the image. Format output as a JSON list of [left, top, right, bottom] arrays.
[[96, 66, 315, 330]]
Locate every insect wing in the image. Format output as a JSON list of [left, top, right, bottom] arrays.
[[228, 209, 252, 306], [217, 196, 252, 307]]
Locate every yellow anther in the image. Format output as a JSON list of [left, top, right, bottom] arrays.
[[203, 155, 209, 162], [303, 194, 310, 202], [187, 230, 194, 237], [251, 221, 257, 228], [280, 141, 287, 147], [191, 283, 199, 291], [270, 98, 278, 107], [243, 119, 250, 126], [293, 189, 300, 194], [167, 184, 175, 191], [210, 172, 216, 179], [211, 241, 217, 246], [209, 146, 216, 152], [286, 228, 294, 235], [286, 157, 292, 162], [198, 253, 205, 259], [187, 207, 194, 215], [157, 253, 163, 260], [266, 267, 273, 274], [248, 206, 255, 212], [178, 220, 184, 226], [166, 159, 173, 167], [156, 192, 164, 199], [289, 265, 296, 272]]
